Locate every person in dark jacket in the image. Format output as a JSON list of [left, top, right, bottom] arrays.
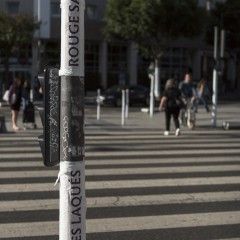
[[9, 78, 22, 131], [159, 79, 182, 136], [22, 79, 30, 111]]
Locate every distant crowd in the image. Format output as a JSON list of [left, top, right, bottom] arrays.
[[159, 72, 211, 136]]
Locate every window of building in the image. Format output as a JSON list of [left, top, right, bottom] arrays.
[[107, 44, 128, 86], [51, 2, 61, 17], [86, 5, 98, 19], [6, 2, 20, 15], [108, 44, 127, 72], [85, 42, 99, 72], [45, 42, 60, 66], [161, 47, 189, 81]]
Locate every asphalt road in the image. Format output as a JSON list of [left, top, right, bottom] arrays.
[[0, 103, 240, 240]]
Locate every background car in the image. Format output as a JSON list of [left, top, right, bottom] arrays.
[[98, 85, 150, 107]]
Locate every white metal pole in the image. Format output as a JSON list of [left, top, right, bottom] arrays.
[[38, 0, 41, 22], [31, 0, 41, 102], [122, 90, 125, 125], [149, 74, 154, 117], [125, 89, 129, 119], [59, 1, 86, 240], [37, 0, 41, 65], [212, 26, 218, 128], [97, 89, 101, 120], [154, 59, 160, 98]]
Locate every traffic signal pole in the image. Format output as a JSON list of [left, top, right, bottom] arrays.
[[212, 26, 218, 128], [59, 1, 86, 239], [211, 26, 225, 128]]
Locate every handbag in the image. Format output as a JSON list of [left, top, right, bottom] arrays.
[[2, 90, 9, 102], [11, 93, 16, 104]]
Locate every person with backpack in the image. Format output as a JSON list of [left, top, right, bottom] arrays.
[[159, 79, 183, 136]]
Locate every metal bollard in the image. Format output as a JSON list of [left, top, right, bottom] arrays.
[[149, 75, 154, 117], [121, 90, 126, 126], [125, 89, 129, 119]]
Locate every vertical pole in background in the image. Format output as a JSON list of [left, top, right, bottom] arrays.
[[31, 0, 41, 102], [212, 26, 218, 128], [154, 59, 160, 98], [149, 74, 154, 117], [125, 89, 129, 119], [219, 29, 225, 118], [38, 0, 41, 22], [122, 90, 126, 126], [59, 1, 86, 240], [97, 88, 101, 121], [220, 29, 225, 59], [37, 0, 41, 71]]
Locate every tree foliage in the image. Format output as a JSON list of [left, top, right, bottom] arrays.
[[0, 12, 38, 85], [104, 0, 207, 60], [0, 12, 38, 55], [207, 0, 240, 49]]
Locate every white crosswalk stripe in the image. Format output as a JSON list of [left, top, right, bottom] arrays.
[[0, 121, 240, 240]]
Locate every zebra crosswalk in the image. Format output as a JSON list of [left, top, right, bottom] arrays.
[[0, 121, 240, 240]]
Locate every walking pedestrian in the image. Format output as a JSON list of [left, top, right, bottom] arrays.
[[8, 77, 22, 131], [179, 72, 196, 104], [179, 72, 197, 128], [22, 79, 31, 127], [195, 78, 210, 112], [159, 79, 182, 136], [22, 79, 30, 111]]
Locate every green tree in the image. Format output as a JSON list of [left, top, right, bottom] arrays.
[[208, 0, 240, 49], [0, 12, 38, 88], [104, 0, 207, 95]]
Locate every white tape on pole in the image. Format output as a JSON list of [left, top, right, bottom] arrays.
[[59, 0, 85, 77], [58, 161, 86, 240]]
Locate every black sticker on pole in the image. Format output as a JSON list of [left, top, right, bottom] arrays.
[[60, 76, 84, 162]]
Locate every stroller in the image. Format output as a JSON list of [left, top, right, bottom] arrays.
[[180, 98, 196, 130], [23, 101, 37, 129]]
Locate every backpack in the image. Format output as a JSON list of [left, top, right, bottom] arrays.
[[166, 88, 184, 108]]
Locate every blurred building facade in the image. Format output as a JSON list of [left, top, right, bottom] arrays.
[[0, 0, 238, 92]]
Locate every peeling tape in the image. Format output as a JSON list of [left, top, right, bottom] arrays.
[[59, 161, 86, 240]]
